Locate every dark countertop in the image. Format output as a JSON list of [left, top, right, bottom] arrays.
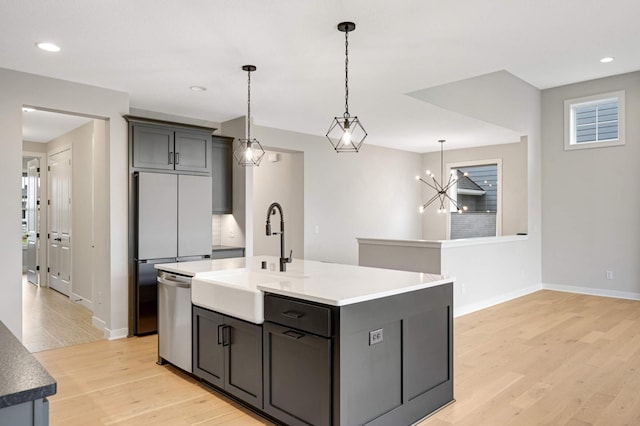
[[212, 245, 245, 252], [0, 321, 56, 409]]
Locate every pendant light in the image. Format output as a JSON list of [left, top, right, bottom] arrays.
[[233, 65, 265, 166], [326, 21, 367, 153], [416, 140, 468, 214]]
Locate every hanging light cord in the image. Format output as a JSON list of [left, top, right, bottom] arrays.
[[246, 69, 252, 140], [344, 29, 350, 119]]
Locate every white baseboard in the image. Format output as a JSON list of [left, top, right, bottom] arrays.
[[91, 316, 128, 340], [70, 291, 93, 311], [454, 284, 542, 318], [542, 283, 640, 301], [105, 327, 129, 340]]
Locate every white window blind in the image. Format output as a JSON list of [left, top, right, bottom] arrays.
[[564, 90, 625, 151]]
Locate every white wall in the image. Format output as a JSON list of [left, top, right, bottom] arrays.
[[47, 121, 96, 306], [226, 124, 423, 265], [420, 139, 528, 240], [253, 150, 304, 259], [0, 68, 129, 340], [541, 71, 640, 298], [408, 71, 543, 312]]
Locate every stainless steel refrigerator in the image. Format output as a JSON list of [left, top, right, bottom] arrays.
[[134, 172, 212, 335]]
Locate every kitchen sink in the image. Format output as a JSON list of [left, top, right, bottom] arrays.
[[191, 268, 308, 324]]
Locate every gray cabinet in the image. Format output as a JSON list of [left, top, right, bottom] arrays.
[[192, 306, 263, 408], [211, 136, 233, 213], [0, 398, 49, 426], [263, 282, 453, 426], [131, 122, 211, 174], [263, 322, 331, 426]]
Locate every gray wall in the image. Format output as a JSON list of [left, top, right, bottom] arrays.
[[229, 123, 423, 265], [253, 150, 304, 259], [542, 71, 640, 297]]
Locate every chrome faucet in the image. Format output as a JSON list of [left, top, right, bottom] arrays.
[[266, 202, 292, 272]]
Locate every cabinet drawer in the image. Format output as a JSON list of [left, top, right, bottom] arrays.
[[264, 295, 332, 338]]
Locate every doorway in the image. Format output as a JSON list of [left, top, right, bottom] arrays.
[[21, 107, 106, 352]]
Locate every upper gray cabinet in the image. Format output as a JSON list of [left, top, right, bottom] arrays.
[[129, 119, 212, 174], [211, 136, 233, 214]]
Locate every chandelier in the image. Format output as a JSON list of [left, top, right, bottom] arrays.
[[326, 21, 367, 153], [416, 140, 468, 214], [233, 65, 266, 166]]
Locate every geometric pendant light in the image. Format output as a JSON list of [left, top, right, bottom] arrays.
[[233, 64, 266, 166], [326, 21, 367, 153]]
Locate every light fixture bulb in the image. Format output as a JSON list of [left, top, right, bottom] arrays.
[[36, 42, 61, 52], [343, 127, 352, 145], [415, 176, 420, 180], [600, 57, 615, 63], [426, 170, 431, 176], [419, 206, 425, 213]]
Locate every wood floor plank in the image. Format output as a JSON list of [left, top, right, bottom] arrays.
[[33, 290, 640, 425]]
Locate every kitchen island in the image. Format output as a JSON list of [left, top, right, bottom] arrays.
[[156, 256, 454, 426]]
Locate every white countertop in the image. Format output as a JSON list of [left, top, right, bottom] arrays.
[[156, 256, 453, 307]]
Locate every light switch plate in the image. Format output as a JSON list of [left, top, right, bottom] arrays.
[[369, 328, 383, 345]]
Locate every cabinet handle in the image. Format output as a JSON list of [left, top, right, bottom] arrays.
[[222, 325, 231, 346], [169, 152, 174, 164], [283, 330, 305, 340], [175, 152, 180, 164], [217, 324, 224, 345], [282, 310, 304, 319]]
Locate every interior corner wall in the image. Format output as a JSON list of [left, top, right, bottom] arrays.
[[252, 125, 423, 265], [0, 68, 129, 340], [47, 121, 96, 306], [420, 140, 528, 240], [220, 117, 248, 252], [541, 71, 640, 297]]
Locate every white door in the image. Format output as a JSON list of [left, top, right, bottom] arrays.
[[26, 158, 40, 285], [48, 149, 72, 296]]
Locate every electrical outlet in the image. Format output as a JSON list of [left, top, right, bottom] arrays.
[[606, 270, 613, 280], [369, 329, 383, 345]]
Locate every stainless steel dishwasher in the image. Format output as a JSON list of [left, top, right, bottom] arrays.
[[157, 270, 192, 372]]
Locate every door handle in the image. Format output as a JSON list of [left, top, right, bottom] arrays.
[[175, 152, 180, 164], [217, 324, 224, 345], [169, 152, 174, 164]]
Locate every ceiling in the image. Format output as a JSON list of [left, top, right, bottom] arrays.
[[3, 0, 639, 152]]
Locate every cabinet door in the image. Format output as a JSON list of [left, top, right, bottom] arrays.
[[137, 172, 178, 259], [175, 130, 211, 173], [192, 306, 225, 388], [132, 124, 175, 170], [224, 317, 263, 408], [177, 175, 212, 258], [263, 322, 331, 426], [211, 136, 232, 214]]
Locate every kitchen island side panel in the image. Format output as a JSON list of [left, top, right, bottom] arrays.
[[338, 281, 454, 426]]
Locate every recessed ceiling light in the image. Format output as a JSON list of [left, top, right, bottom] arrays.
[[22, 107, 36, 113], [36, 42, 61, 52], [189, 85, 207, 92], [600, 56, 615, 63]]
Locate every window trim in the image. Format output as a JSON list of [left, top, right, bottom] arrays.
[[564, 90, 625, 151]]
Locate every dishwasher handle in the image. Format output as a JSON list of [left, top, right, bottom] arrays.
[[157, 273, 191, 288]]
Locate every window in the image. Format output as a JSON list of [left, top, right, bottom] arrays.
[[447, 160, 502, 239], [564, 90, 625, 150]]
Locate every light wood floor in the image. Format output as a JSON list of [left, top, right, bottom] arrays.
[[22, 276, 105, 352], [34, 290, 640, 425]]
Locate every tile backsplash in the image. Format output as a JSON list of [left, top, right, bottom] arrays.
[[212, 215, 222, 245]]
